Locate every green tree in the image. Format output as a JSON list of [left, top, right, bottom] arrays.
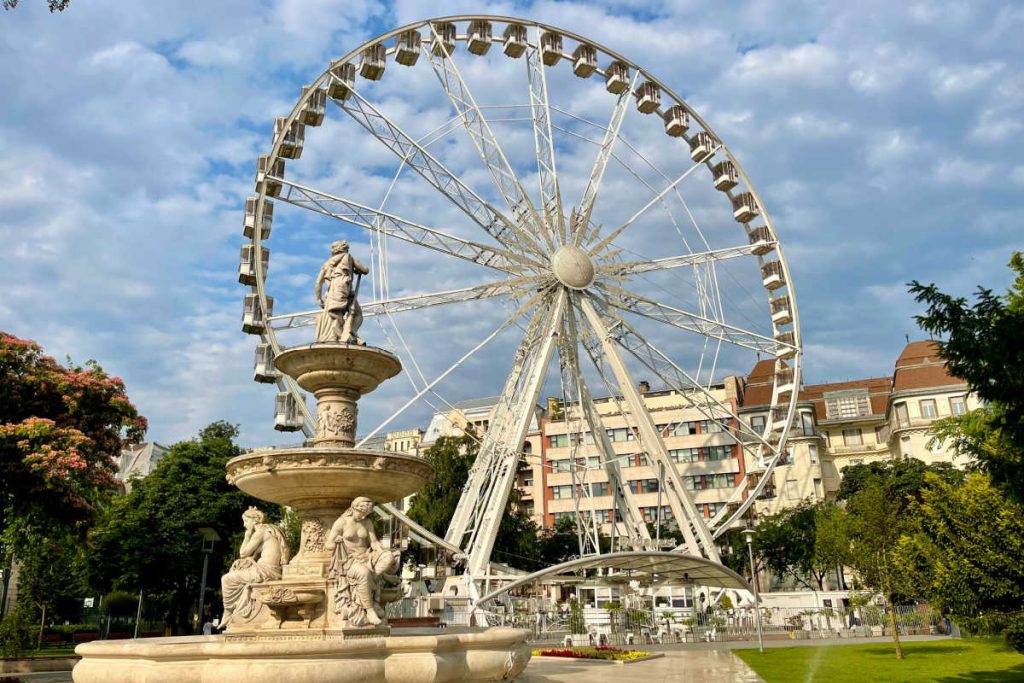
[[909, 252, 1024, 502], [88, 422, 278, 634], [0, 332, 145, 548], [900, 473, 1024, 622], [837, 459, 962, 505], [538, 516, 581, 566], [406, 432, 540, 567], [2, 0, 69, 10], [846, 479, 918, 659], [814, 503, 850, 590]]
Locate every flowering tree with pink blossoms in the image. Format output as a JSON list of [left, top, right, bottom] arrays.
[[0, 331, 146, 547]]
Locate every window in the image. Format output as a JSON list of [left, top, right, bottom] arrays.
[[548, 434, 569, 448], [549, 459, 571, 472], [666, 421, 699, 437], [591, 482, 611, 497], [895, 402, 909, 428], [704, 445, 734, 462], [842, 428, 863, 446], [630, 478, 660, 494], [800, 412, 815, 436], [749, 415, 767, 434], [809, 444, 819, 464], [706, 502, 723, 517], [606, 427, 634, 442], [707, 473, 737, 488], [669, 448, 700, 464], [700, 419, 724, 434], [523, 478, 533, 487], [949, 396, 967, 416], [683, 476, 700, 490], [550, 485, 574, 499], [875, 424, 890, 443], [824, 389, 871, 419], [919, 399, 938, 419]]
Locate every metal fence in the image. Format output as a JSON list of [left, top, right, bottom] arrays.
[[469, 601, 948, 647]]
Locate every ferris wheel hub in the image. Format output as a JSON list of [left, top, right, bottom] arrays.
[[551, 244, 595, 290]]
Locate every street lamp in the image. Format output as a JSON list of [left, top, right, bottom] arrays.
[[196, 527, 221, 633], [742, 528, 764, 653]]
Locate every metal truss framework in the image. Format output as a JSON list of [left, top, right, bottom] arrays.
[[242, 15, 803, 601]]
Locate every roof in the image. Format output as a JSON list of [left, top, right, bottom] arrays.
[[892, 340, 964, 392], [739, 359, 781, 408], [476, 551, 750, 605], [802, 376, 893, 420], [451, 396, 502, 411]]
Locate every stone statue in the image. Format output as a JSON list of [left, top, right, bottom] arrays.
[[315, 240, 369, 345], [221, 507, 290, 627], [326, 497, 400, 627]]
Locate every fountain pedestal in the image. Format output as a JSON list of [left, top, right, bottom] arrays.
[[73, 343, 531, 681]]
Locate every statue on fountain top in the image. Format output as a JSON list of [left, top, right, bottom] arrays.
[[315, 240, 369, 345]]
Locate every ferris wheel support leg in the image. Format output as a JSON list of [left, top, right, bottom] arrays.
[[578, 296, 721, 562]]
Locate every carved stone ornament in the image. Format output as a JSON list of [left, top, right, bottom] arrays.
[[318, 403, 356, 439], [302, 518, 327, 554]]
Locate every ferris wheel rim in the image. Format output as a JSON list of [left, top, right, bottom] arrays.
[[243, 14, 803, 556]]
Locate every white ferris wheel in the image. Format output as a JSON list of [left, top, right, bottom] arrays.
[[239, 15, 801, 581]]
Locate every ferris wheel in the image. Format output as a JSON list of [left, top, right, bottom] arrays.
[[239, 15, 801, 580]]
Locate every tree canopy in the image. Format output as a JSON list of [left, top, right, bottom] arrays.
[[909, 252, 1024, 501], [406, 432, 546, 569], [2, 0, 69, 10], [837, 459, 963, 508], [899, 473, 1024, 620], [0, 331, 145, 551], [88, 421, 277, 633]]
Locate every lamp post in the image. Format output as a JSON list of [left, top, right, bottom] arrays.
[[196, 527, 221, 633], [742, 528, 764, 653]]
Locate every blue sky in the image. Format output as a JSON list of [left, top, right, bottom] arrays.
[[1, 0, 1021, 447]]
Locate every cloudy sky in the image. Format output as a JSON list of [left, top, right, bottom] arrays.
[[2, 0, 1021, 448]]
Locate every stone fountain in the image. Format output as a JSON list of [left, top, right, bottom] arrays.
[[73, 242, 531, 682]]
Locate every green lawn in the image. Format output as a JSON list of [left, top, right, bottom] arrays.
[[735, 638, 1024, 682]]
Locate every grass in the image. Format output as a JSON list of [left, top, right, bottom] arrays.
[[735, 637, 1024, 682]]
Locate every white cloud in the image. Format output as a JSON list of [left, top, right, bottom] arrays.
[[2, 0, 1021, 448]]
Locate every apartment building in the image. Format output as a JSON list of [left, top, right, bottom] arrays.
[[740, 340, 975, 513], [415, 340, 974, 532], [887, 341, 978, 464], [538, 380, 746, 537]]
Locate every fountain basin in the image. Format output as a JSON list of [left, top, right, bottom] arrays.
[[275, 344, 401, 395], [73, 627, 531, 683], [226, 448, 433, 510]]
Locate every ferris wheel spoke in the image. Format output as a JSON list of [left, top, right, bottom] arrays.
[[574, 72, 638, 246], [595, 243, 762, 279], [335, 89, 546, 260], [267, 275, 549, 331], [587, 292, 778, 452], [273, 177, 538, 275], [558, 303, 651, 552], [586, 148, 719, 256], [423, 32, 551, 256], [447, 289, 567, 578], [356, 287, 550, 448], [577, 295, 719, 561], [525, 37, 564, 247], [599, 283, 779, 354]]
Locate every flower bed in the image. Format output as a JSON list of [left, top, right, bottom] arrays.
[[531, 646, 653, 662]]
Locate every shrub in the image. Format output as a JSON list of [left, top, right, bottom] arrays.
[[102, 590, 138, 619], [720, 595, 733, 610], [1004, 615, 1024, 654], [0, 606, 34, 658]]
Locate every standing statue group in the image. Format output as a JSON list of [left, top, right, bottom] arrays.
[[221, 499, 400, 629], [315, 240, 369, 345]]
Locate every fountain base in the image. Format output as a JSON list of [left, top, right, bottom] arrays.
[[73, 628, 531, 682]]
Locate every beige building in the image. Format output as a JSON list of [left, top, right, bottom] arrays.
[[887, 341, 978, 465], [740, 340, 976, 512], [408, 341, 975, 536], [538, 379, 746, 537]]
